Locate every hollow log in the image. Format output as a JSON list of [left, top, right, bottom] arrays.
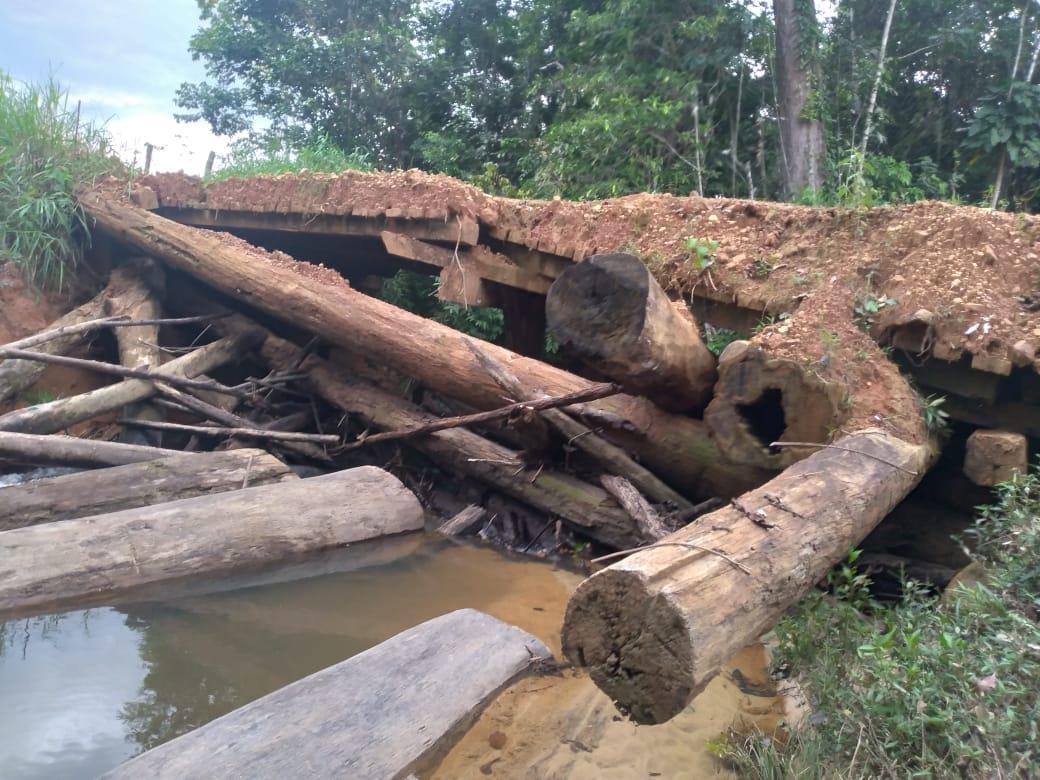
[[204, 313, 643, 549], [546, 253, 717, 412], [0, 465, 423, 619], [0, 431, 181, 468], [82, 192, 761, 497], [561, 431, 934, 724], [0, 449, 296, 530], [0, 331, 259, 435], [103, 610, 551, 780], [0, 287, 107, 405]]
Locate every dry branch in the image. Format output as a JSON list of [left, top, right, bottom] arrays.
[[118, 417, 341, 445]]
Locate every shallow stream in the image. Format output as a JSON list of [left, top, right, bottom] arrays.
[[0, 533, 793, 779]]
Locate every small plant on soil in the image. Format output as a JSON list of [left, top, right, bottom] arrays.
[[853, 294, 897, 332], [718, 464, 1040, 779], [918, 393, 951, 436], [703, 324, 742, 356], [684, 237, 719, 271]]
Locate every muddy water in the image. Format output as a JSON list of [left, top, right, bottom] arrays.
[[0, 534, 790, 779]]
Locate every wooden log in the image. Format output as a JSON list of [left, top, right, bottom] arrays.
[[0, 287, 107, 405], [545, 253, 717, 412], [83, 193, 753, 497], [561, 431, 934, 724], [0, 314, 221, 353], [469, 342, 694, 513], [0, 465, 424, 619], [103, 609, 551, 780], [599, 475, 670, 541], [0, 331, 259, 435], [118, 417, 341, 445], [437, 505, 488, 536], [0, 449, 296, 530], [703, 338, 849, 470], [963, 429, 1028, 486], [211, 315, 644, 550], [0, 431, 181, 468]]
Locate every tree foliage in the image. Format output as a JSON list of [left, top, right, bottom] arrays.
[[179, 0, 1040, 210]]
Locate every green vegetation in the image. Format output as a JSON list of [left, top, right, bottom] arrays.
[[722, 467, 1040, 779], [380, 270, 504, 344], [918, 393, 951, 436], [207, 135, 372, 182], [178, 0, 1040, 210], [704, 324, 743, 356], [684, 237, 720, 271], [0, 73, 120, 289]]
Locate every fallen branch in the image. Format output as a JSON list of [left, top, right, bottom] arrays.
[[340, 381, 622, 451], [0, 346, 248, 398], [118, 418, 341, 445], [467, 342, 694, 512], [0, 314, 224, 352]]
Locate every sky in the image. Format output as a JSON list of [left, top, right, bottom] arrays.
[[0, 0, 232, 174]]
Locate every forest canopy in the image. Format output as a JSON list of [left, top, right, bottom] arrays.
[[177, 0, 1040, 210]]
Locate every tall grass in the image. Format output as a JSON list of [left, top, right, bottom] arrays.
[[208, 134, 372, 182], [0, 73, 121, 290]]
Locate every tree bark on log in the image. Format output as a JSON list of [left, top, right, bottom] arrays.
[[203, 314, 644, 550], [0, 288, 108, 405], [561, 431, 934, 724], [546, 253, 717, 412], [703, 338, 848, 469], [0, 331, 259, 435], [0, 465, 423, 619], [0, 431, 182, 468], [81, 193, 758, 497], [0, 449, 296, 530], [599, 475, 670, 541]]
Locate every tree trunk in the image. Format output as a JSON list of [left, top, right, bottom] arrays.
[[81, 193, 753, 498], [0, 431, 182, 468], [0, 466, 423, 619], [0, 331, 259, 435], [772, 0, 826, 196], [561, 432, 933, 725], [0, 449, 296, 530], [103, 610, 551, 780], [0, 288, 108, 405], [546, 253, 717, 412]]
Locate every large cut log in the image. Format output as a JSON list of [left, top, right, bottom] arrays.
[[203, 312, 643, 549], [103, 609, 551, 780], [703, 290, 929, 470], [0, 330, 259, 435], [0, 465, 423, 619], [0, 449, 296, 530], [0, 431, 181, 468], [546, 253, 717, 412], [0, 286, 107, 405], [561, 432, 934, 724], [82, 192, 762, 498]]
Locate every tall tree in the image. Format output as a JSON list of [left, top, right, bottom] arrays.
[[772, 0, 827, 195]]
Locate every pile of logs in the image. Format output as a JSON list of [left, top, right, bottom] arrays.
[[0, 190, 938, 724]]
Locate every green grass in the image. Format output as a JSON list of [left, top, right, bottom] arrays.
[[207, 134, 373, 182], [722, 468, 1040, 779], [0, 73, 120, 290]]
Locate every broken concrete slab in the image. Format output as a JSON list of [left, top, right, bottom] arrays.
[[102, 609, 553, 780], [963, 429, 1029, 486]]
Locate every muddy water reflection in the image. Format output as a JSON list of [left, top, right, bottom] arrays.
[[0, 534, 791, 779], [0, 535, 578, 779]]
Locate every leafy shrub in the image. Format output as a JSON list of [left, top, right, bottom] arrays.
[[723, 465, 1040, 779], [0, 73, 120, 289]]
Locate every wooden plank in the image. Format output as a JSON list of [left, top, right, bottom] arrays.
[[382, 232, 554, 295], [160, 207, 479, 246], [103, 609, 552, 780]]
